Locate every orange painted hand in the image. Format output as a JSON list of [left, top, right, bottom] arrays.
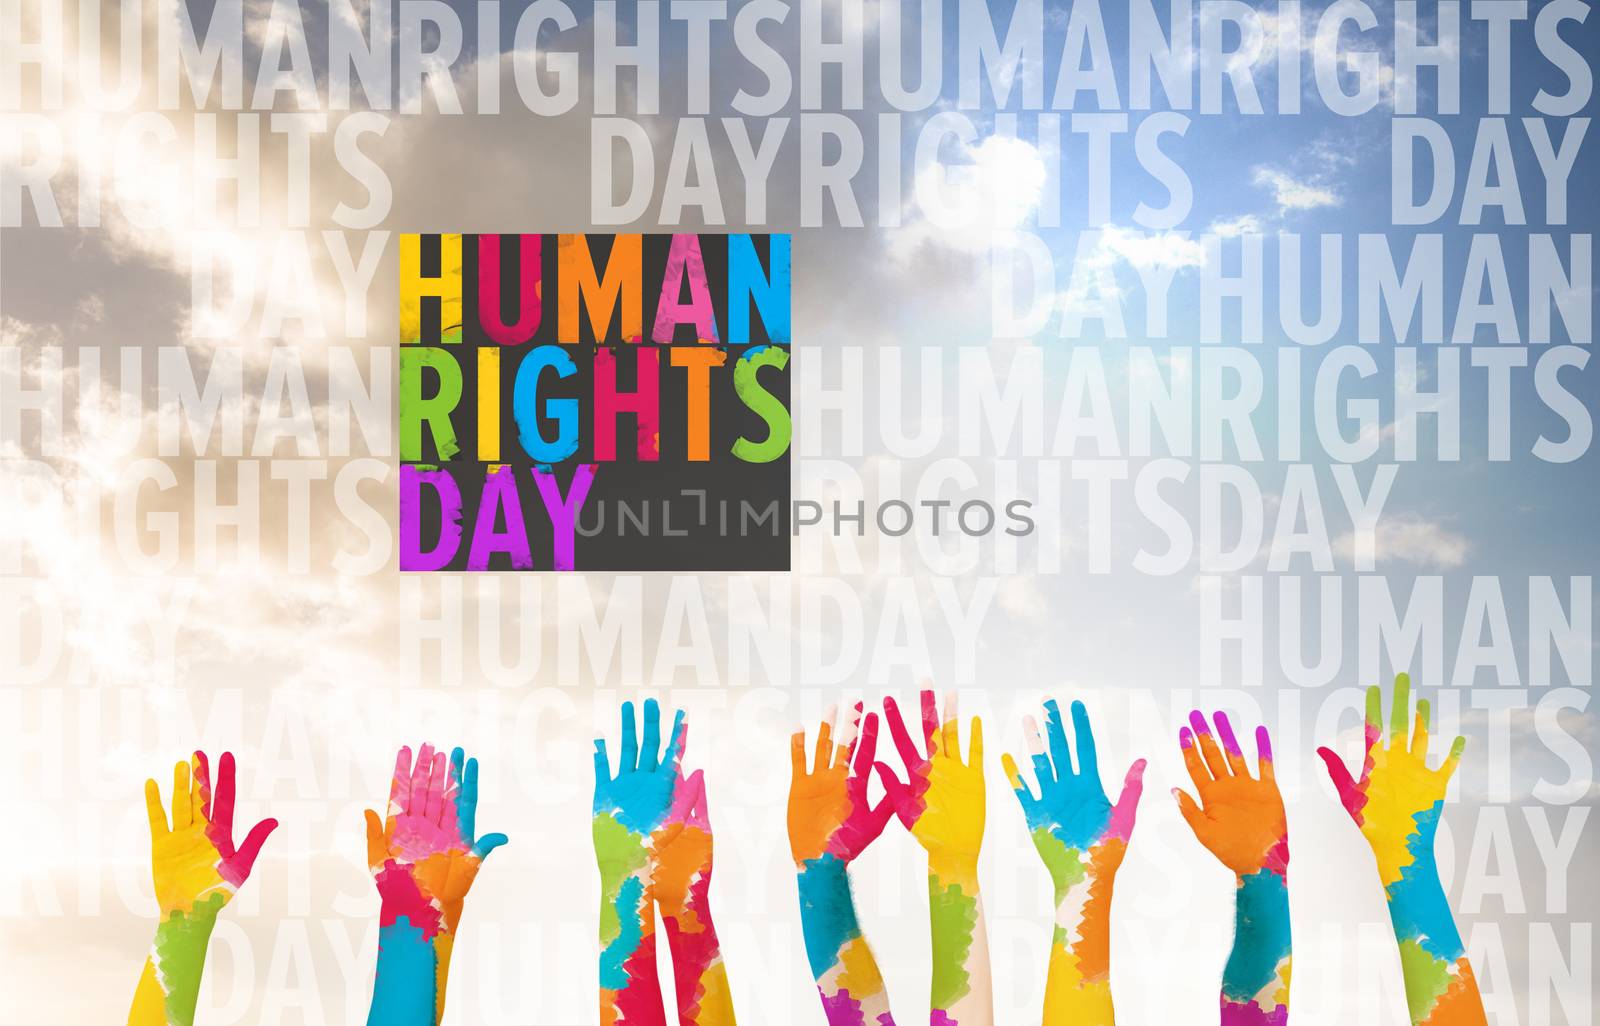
[[144, 751, 278, 918], [788, 702, 904, 868], [1173, 711, 1288, 878]]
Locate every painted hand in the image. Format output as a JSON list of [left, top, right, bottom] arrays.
[[1316, 673, 1464, 877], [364, 744, 508, 938], [1003, 700, 1144, 1026], [1002, 699, 1145, 894], [883, 689, 985, 873], [789, 702, 903, 869], [593, 699, 686, 1026], [145, 751, 278, 919], [131, 752, 276, 1026], [1174, 711, 1288, 878], [1316, 675, 1484, 1026], [789, 703, 904, 1026], [1175, 712, 1290, 1026], [884, 689, 992, 1026]]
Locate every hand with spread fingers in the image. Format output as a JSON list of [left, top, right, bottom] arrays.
[[883, 689, 992, 1026], [789, 702, 905, 1026], [1317, 674, 1486, 1026], [129, 751, 278, 1026], [364, 744, 508, 1026], [1174, 711, 1290, 1026], [1002, 700, 1145, 1025]]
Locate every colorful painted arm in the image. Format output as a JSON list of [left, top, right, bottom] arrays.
[[885, 690, 993, 1026], [789, 703, 905, 1026], [363, 744, 508, 1026], [593, 699, 686, 1026], [1174, 712, 1291, 1026], [653, 741, 736, 1025], [129, 751, 278, 1026], [1316, 674, 1486, 1026], [1001, 700, 1145, 1026]]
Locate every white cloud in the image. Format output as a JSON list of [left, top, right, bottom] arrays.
[[1208, 214, 1265, 238], [1252, 166, 1341, 212], [1335, 514, 1470, 569], [892, 133, 1047, 260]]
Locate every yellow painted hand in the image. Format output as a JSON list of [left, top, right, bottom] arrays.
[[144, 751, 277, 918], [884, 689, 985, 884]]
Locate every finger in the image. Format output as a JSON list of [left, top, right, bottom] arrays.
[[472, 832, 510, 860], [640, 699, 662, 771], [1365, 685, 1384, 743], [1412, 699, 1431, 759], [815, 704, 837, 773], [920, 689, 940, 757], [424, 748, 448, 824], [1002, 753, 1036, 807], [409, 743, 435, 816], [1070, 701, 1099, 784], [841, 702, 865, 766], [1189, 710, 1229, 779], [1439, 735, 1466, 781], [1179, 726, 1212, 790], [213, 752, 237, 839], [1214, 713, 1250, 778], [1255, 725, 1276, 782], [594, 739, 612, 785], [1390, 673, 1411, 746], [1316, 746, 1359, 808], [1173, 787, 1207, 839], [789, 730, 808, 779], [144, 779, 168, 837], [1043, 700, 1075, 777], [460, 754, 478, 841], [388, 746, 412, 821], [941, 691, 961, 761], [875, 760, 917, 828], [966, 715, 983, 769], [235, 817, 277, 879], [363, 808, 387, 867], [883, 696, 923, 771], [192, 751, 212, 828], [171, 760, 191, 831], [620, 702, 639, 773], [1024, 715, 1054, 787], [665, 709, 687, 771], [1112, 759, 1148, 826], [852, 711, 881, 779]]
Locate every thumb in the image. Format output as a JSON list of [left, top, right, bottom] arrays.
[[363, 809, 387, 868], [234, 817, 278, 879], [1113, 758, 1148, 825], [472, 832, 510, 860], [1172, 788, 1206, 840], [1316, 746, 1361, 814]]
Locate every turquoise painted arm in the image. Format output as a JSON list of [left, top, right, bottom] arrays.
[[366, 914, 445, 1026], [796, 856, 895, 1026], [1221, 867, 1291, 1024]]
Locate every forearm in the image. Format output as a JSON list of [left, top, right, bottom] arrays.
[[366, 912, 451, 1026], [928, 855, 991, 1026], [1221, 867, 1290, 1024], [600, 869, 668, 1025], [1040, 849, 1119, 1026], [128, 903, 221, 1026], [662, 894, 736, 1026], [1384, 866, 1485, 1026], [797, 854, 895, 1026]]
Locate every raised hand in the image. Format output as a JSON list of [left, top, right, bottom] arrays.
[[130, 752, 277, 1026], [1174, 711, 1290, 1025], [1317, 675, 1485, 1026], [651, 743, 737, 1026], [593, 699, 684, 1026], [884, 689, 992, 1026], [789, 703, 904, 1026], [364, 744, 506, 1026], [1002, 700, 1145, 1025]]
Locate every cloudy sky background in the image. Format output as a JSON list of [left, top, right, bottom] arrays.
[[1, 1, 1595, 1023]]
